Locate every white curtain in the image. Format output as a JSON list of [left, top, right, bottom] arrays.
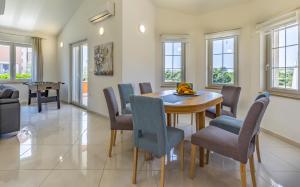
[[32, 37, 43, 82]]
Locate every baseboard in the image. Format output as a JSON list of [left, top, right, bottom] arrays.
[[261, 128, 300, 148], [86, 109, 109, 119]]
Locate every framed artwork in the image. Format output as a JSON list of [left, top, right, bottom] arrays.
[[94, 42, 113, 76]]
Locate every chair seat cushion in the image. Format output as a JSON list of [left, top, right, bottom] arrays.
[[191, 126, 240, 162], [206, 107, 234, 119], [210, 115, 243, 135], [166, 127, 184, 150], [115, 114, 133, 130], [136, 127, 184, 157]]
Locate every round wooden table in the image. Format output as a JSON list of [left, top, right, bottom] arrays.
[[143, 90, 223, 131], [143, 90, 223, 166]]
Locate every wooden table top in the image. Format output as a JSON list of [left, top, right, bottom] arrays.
[[143, 90, 223, 113]]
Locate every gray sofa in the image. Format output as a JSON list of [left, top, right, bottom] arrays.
[[0, 85, 20, 134]]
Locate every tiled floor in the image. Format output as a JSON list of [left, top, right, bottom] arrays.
[[0, 103, 299, 187]]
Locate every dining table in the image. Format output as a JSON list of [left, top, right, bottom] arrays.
[[143, 89, 223, 166]]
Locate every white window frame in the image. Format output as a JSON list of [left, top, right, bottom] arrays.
[[0, 41, 33, 83], [266, 23, 300, 96], [206, 30, 239, 88], [161, 35, 188, 87], [258, 10, 300, 98]]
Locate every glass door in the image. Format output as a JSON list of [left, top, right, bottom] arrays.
[[71, 41, 88, 108]]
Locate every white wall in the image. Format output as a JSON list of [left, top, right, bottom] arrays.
[[0, 28, 58, 103], [58, 0, 156, 116], [122, 0, 156, 93], [155, 0, 300, 143], [57, 0, 123, 116]]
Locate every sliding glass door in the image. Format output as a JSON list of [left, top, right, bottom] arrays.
[[71, 41, 88, 108]]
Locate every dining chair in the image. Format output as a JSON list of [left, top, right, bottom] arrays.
[[139, 82, 153, 94], [103, 87, 133, 157], [189, 97, 269, 187], [208, 92, 270, 163], [130, 96, 184, 187], [174, 82, 194, 126], [118, 84, 134, 114], [206, 85, 241, 119]]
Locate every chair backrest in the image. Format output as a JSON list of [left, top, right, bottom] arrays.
[[238, 97, 270, 163], [221, 85, 241, 117], [255, 92, 270, 101], [130, 96, 168, 157], [103, 87, 119, 128], [118, 84, 134, 113], [139, 82, 153, 94]]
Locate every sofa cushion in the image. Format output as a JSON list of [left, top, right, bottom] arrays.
[[0, 89, 14, 99]]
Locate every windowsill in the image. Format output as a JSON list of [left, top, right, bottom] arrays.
[[0, 80, 30, 84], [268, 90, 300, 100], [205, 86, 222, 90]]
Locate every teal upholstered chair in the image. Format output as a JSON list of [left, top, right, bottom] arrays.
[[130, 96, 184, 187], [208, 92, 270, 163], [118, 84, 134, 114]]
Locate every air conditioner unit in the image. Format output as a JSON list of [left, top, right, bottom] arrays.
[[0, 0, 5, 15], [89, 2, 115, 23]]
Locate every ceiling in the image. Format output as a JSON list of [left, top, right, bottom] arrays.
[[0, 0, 84, 35], [152, 0, 251, 15]]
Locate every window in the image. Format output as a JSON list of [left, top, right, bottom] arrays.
[[0, 42, 32, 81], [267, 23, 299, 94], [207, 35, 238, 87], [162, 41, 186, 85]]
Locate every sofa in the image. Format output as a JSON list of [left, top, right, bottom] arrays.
[[0, 85, 20, 134]]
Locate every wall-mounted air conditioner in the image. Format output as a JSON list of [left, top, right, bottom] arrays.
[[0, 0, 5, 15], [89, 1, 115, 23]]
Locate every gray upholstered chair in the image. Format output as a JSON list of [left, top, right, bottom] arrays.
[[103, 87, 133, 157], [209, 92, 270, 163], [206, 85, 241, 119], [130, 96, 184, 187], [189, 97, 269, 187], [139, 82, 153, 94], [0, 85, 20, 134], [118, 84, 134, 114]]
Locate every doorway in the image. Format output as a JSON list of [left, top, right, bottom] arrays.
[[71, 41, 88, 108]]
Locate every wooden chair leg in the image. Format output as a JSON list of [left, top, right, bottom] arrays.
[[255, 135, 262, 163], [160, 156, 166, 187], [199, 147, 205, 167], [249, 155, 257, 187], [173, 114, 176, 127], [113, 130, 117, 146], [132, 147, 138, 184], [206, 150, 210, 164], [240, 163, 247, 187], [179, 141, 184, 170], [189, 144, 197, 178], [108, 130, 114, 157], [190, 113, 193, 125], [177, 114, 179, 124]]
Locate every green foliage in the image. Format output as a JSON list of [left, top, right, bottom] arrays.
[[0, 73, 31, 80], [213, 69, 234, 84], [164, 70, 182, 82], [277, 70, 294, 88]]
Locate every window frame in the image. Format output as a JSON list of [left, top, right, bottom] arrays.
[[207, 35, 239, 88], [266, 22, 300, 98], [0, 41, 33, 83], [161, 40, 186, 87]]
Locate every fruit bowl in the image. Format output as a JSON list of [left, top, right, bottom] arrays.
[[175, 83, 196, 95]]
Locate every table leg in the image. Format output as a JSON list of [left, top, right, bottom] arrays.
[[167, 113, 171, 127], [195, 111, 205, 131], [216, 103, 222, 117], [56, 89, 60, 109], [37, 91, 42, 113], [28, 90, 32, 105]]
